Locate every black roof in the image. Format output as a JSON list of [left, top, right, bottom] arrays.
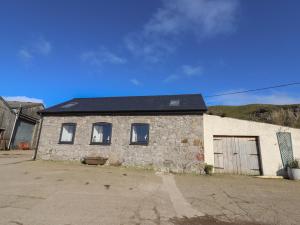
[[40, 94, 207, 115]]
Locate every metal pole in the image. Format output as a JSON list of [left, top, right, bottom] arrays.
[[32, 117, 43, 160]]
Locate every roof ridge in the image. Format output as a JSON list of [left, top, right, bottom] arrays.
[[73, 93, 202, 100]]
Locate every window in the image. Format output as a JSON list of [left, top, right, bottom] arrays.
[[61, 102, 78, 108], [90, 123, 112, 145], [169, 99, 180, 106], [130, 123, 149, 145], [59, 123, 76, 144]]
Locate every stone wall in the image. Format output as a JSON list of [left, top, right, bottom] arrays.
[[38, 114, 204, 173]]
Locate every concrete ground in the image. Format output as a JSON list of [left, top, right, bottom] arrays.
[[0, 151, 299, 225]]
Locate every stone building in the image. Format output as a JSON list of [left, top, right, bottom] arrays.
[[37, 94, 207, 173], [36, 94, 300, 176], [0, 97, 44, 150]]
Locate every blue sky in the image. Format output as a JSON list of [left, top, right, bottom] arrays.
[[1, 0, 300, 107]]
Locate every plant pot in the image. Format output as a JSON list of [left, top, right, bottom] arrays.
[[83, 157, 108, 165], [288, 167, 300, 180]]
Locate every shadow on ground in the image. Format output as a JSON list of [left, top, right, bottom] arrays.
[[170, 215, 267, 225]]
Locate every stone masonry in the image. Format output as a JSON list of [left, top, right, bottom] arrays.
[[38, 114, 204, 173]]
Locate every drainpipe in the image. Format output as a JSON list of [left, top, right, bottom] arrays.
[[32, 116, 43, 160], [7, 108, 20, 150]]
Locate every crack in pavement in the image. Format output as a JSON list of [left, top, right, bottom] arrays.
[[0, 159, 31, 166]]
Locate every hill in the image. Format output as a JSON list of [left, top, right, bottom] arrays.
[[207, 104, 300, 129]]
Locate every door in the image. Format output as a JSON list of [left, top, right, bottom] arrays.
[[12, 120, 35, 149], [213, 136, 261, 175]]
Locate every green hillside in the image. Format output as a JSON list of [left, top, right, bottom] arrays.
[[207, 104, 300, 129]]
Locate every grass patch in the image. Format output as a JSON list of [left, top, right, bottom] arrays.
[[208, 104, 300, 128]]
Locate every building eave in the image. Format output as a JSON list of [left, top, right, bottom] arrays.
[[39, 109, 206, 117]]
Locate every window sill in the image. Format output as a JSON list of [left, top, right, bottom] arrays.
[[129, 142, 149, 146], [89, 142, 111, 146], [58, 142, 74, 145]]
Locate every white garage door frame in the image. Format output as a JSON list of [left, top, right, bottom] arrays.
[[213, 135, 263, 175]]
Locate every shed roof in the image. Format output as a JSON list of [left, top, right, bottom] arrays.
[[40, 94, 207, 115]]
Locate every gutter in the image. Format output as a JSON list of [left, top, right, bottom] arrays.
[[39, 109, 207, 117], [32, 116, 43, 160]]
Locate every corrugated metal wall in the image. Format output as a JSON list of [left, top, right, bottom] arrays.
[[0, 99, 16, 150]]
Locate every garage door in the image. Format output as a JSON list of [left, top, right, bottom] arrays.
[[213, 136, 261, 175]]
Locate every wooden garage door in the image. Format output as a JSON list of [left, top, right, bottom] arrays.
[[213, 136, 261, 175]]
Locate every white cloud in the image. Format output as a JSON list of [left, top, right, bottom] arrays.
[[125, 0, 239, 62], [164, 74, 180, 83], [4, 96, 44, 103], [124, 33, 175, 63], [181, 65, 203, 76], [81, 48, 127, 67], [164, 64, 203, 82], [130, 78, 142, 86], [34, 37, 52, 55], [18, 49, 33, 62], [206, 91, 300, 106], [18, 36, 52, 63], [145, 0, 238, 37]]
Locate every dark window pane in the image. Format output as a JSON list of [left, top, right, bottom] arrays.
[[131, 124, 149, 144], [91, 123, 112, 144], [102, 124, 112, 144]]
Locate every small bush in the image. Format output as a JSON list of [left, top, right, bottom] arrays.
[[287, 159, 300, 169], [80, 157, 86, 164], [220, 113, 226, 117], [204, 164, 213, 175]]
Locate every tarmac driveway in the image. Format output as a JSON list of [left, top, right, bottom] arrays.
[[0, 151, 299, 225]]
